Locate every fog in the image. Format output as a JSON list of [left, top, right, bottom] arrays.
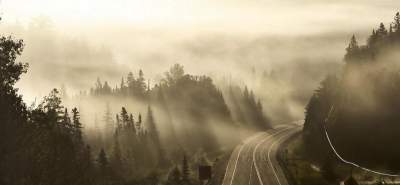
[[3, 1, 400, 183], [2, 0, 400, 122]]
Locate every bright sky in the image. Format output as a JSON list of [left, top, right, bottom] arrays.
[[3, 0, 400, 34]]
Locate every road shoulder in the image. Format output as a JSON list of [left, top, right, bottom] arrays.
[[277, 131, 302, 185]]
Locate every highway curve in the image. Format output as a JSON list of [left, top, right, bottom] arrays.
[[222, 123, 302, 185]]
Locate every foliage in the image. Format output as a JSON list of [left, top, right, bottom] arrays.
[[304, 12, 400, 172]]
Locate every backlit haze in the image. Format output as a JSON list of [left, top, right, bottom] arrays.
[[2, 0, 400, 121]]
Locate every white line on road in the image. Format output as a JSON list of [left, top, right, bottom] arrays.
[[229, 144, 245, 185], [252, 127, 293, 185], [223, 132, 266, 185], [268, 128, 299, 185], [248, 163, 253, 185]]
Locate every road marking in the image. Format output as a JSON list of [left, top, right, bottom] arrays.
[[223, 132, 266, 185], [223, 123, 302, 185], [248, 163, 253, 185], [268, 128, 299, 185], [222, 146, 236, 185], [252, 126, 293, 185], [229, 144, 245, 185]]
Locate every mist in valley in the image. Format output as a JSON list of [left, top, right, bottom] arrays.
[[2, 0, 400, 185]]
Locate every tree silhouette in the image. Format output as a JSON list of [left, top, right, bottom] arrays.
[[182, 155, 191, 185]]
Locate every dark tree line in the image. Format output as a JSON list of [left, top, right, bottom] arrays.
[[304, 12, 400, 173], [0, 19, 196, 185], [90, 69, 148, 98], [0, 31, 99, 184], [87, 64, 271, 156], [345, 12, 400, 63], [226, 85, 270, 130]]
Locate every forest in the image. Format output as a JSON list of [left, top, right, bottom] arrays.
[[0, 16, 271, 184], [303, 12, 400, 173]]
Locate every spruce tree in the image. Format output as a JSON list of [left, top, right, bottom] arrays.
[[111, 136, 123, 175], [136, 113, 142, 134], [72, 107, 83, 143], [120, 107, 129, 127], [394, 12, 400, 32], [345, 35, 359, 62], [129, 113, 136, 133], [182, 155, 191, 185], [167, 166, 182, 185], [138, 69, 146, 95], [376, 23, 388, 37], [103, 102, 114, 137], [62, 108, 72, 128]]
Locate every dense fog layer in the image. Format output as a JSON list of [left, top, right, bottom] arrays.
[[3, 0, 399, 123]]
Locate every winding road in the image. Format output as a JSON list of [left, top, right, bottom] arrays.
[[222, 123, 302, 185]]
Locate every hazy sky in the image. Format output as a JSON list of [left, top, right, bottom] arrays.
[[2, 0, 400, 34], [3, 0, 400, 121]]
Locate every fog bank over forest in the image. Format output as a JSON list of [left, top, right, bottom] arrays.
[[3, 0, 400, 122], [1, 20, 345, 122]]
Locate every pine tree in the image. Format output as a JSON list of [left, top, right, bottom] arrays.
[[127, 72, 134, 87], [345, 35, 359, 62], [182, 155, 191, 185], [115, 114, 121, 129], [146, 106, 164, 155], [95, 77, 102, 95], [103, 102, 114, 137], [376, 23, 388, 37], [103, 81, 112, 94], [167, 166, 182, 185], [120, 77, 126, 96], [40, 88, 64, 126], [136, 113, 142, 133], [129, 113, 136, 133], [138, 69, 146, 95], [62, 108, 72, 128], [111, 136, 123, 175], [93, 113, 104, 148], [394, 12, 400, 33], [120, 107, 129, 127], [81, 145, 95, 184], [72, 107, 83, 143], [98, 148, 108, 167], [146, 106, 158, 138], [97, 148, 111, 184]]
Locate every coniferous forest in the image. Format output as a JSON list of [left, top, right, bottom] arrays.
[[0, 17, 271, 185], [4, 2, 400, 185], [304, 12, 400, 172]]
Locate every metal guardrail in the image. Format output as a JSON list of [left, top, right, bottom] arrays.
[[324, 106, 400, 177]]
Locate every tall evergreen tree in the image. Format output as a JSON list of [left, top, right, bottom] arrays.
[[145, 105, 166, 166], [166, 166, 182, 185], [120, 107, 129, 127], [345, 35, 359, 62], [376, 23, 388, 37], [394, 12, 400, 32], [136, 113, 142, 133], [182, 155, 191, 185], [40, 88, 64, 127], [115, 114, 121, 129], [138, 69, 147, 96], [62, 108, 72, 128], [129, 113, 136, 133], [111, 136, 123, 176], [72, 107, 83, 143], [103, 102, 114, 137]]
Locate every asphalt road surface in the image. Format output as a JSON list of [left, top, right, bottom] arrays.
[[222, 123, 302, 185]]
